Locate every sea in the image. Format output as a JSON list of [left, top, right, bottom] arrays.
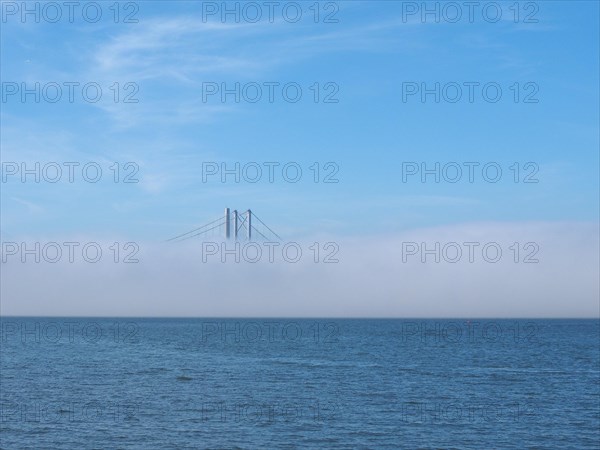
[[1, 318, 598, 449]]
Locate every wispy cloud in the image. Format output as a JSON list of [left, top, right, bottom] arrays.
[[9, 197, 44, 214]]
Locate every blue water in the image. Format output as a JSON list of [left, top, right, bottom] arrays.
[[1, 319, 598, 449]]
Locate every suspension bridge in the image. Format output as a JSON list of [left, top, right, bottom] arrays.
[[166, 208, 281, 243]]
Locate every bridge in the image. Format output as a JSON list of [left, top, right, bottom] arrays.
[[167, 208, 280, 243]]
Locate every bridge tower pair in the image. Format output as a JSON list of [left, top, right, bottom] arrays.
[[224, 208, 251, 240]]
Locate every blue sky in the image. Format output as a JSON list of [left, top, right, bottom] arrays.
[[2, 1, 598, 241], [1, 1, 599, 317]]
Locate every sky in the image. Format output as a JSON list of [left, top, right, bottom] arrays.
[[1, 1, 599, 317]]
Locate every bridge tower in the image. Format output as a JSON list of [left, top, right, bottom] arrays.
[[224, 208, 252, 240], [224, 207, 231, 239], [233, 210, 239, 240], [246, 209, 252, 240]]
